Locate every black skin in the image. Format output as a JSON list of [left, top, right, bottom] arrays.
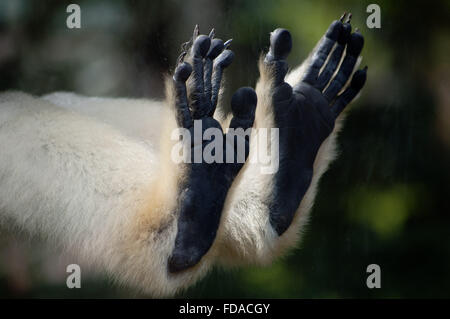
[[168, 28, 257, 273], [264, 13, 367, 235]]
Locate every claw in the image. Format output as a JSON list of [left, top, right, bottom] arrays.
[[181, 39, 191, 53], [209, 28, 215, 39], [193, 24, 199, 41], [176, 51, 187, 65], [345, 13, 352, 23], [269, 28, 292, 60], [207, 38, 225, 59], [340, 12, 347, 22], [224, 39, 233, 49]]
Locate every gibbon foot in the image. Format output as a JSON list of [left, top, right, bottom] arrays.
[[168, 27, 257, 273], [264, 14, 367, 235]]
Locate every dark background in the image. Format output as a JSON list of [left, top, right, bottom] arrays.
[[0, 0, 449, 298]]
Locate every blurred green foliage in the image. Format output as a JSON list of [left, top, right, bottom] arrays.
[[0, 0, 449, 298]]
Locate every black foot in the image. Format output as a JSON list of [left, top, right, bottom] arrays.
[[168, 27, 257, 273], [264, 14, 367, 235]]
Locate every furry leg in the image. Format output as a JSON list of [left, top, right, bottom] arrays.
[[0, 91, 215, 296]]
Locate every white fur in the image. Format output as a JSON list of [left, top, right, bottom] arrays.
[[42, 92, 165, 146], [0, 91, 213, 297]]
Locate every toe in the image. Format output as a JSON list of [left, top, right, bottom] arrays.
[[215, 49, 234, 68], [207, 38, 225, 60], [268, 28, 292, 61], [231, 87, 257, 119], [192, 34, 211, 58], [347, 31, 364, 56], [174, 62, 192, 82]]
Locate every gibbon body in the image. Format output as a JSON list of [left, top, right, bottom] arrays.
[[0, 16, 366, 296], [0, 76, 341, 296]]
